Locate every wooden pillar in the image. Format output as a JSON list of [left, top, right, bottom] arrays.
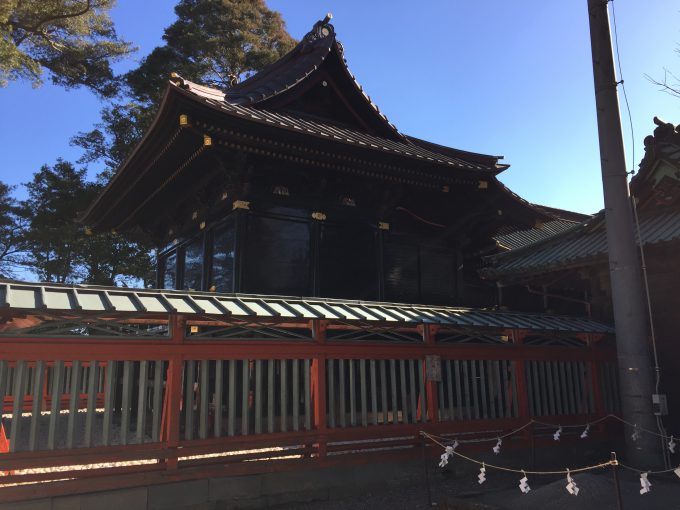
[[163, 313, 185, 470], [311, 320, 327, 457]]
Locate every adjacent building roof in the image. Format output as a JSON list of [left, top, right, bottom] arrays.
[[482, 208, 680, 281], [0, 281, 612, 334], [483, 117, 680, 282], [492, 219, 581, 251]]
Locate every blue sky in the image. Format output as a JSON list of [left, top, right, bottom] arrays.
[[0, 0, 678, 213]]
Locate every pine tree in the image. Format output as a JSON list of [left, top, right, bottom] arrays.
[[20, 160, 153, 285], [0, 0, 132, 97], [0, 181, 27, 278], [73, 0, 296, 174]]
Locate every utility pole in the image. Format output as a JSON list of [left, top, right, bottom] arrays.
[[586, 0, 661, 467]]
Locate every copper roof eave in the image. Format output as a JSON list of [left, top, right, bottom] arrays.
[[172, 84, 503, 175], [225, 21, 404, 142], [80, 86, 178, 228], [483, 208, 680, 281]]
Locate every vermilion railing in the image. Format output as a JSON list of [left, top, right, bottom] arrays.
[[0, 313, 617, 503]]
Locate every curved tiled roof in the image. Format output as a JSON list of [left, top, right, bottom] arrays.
[[224, 16, 403, 141], [493, 220, 581, 251], [171, 80, 502, 173], [483, 209, 680, 280]]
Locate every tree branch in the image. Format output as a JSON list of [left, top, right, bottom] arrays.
[[11, 0, 93, 46]]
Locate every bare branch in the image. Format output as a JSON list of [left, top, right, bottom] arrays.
[[646, 68, 680, 99]]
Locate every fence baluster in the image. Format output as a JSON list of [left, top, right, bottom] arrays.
[[470, 360, 479, 420], [48, 361, 65, 450], [66, 360, 82, 448], [304, 359, 311, 431], [199, 360, 209, 440], [29, 360, 46, 451], [10, 360, 28, 452], [85, 361, 98, 447], [291, 359, 299, 431], [337, 360, 346, 428], [409, 360, 418, 424], [399, 360, 408, 424], [276, 360, 286, 433], [389, 360, 398, 425], [102, 361, 116, 447], [328, 359, 336, 428], [359, 359, 367, 427], [137, 361, 149, 444], [479, 359, 489, 419], [152, 360, 164, 442], [254, 360, 263, 435], [379, 360, 388, 425], [267, 360, 274, 434], [228, 360, 236, 436], [214, 360, 223, 438], [241, 360, 250, 435], [348, 359, 356, 427], [370, 360, 378, 426], [120, 361, 133, 445]]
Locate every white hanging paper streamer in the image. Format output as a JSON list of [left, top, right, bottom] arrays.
[[438, 441, 459, 468], [553, 425, 563, 441], [668, 436, 676, 454], [631, 424, 640, 442], [580, 424, 590, 439], [492, 437, 502, 455], [478, 464, 486, 485], [519, 471, 531, 494], [566, 470, 579, 496], [639, 472, 651, 495], [674, 467, 680, 479]]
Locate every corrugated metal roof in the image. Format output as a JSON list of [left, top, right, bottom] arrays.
[[483, 209, 680, 279], [0, 281, 612, 334]]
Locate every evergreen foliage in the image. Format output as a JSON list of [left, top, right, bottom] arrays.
[[0, 182, 27, 278], [0, 0, 133, 96], [5, 0, 295, 286], [73, 0, 296, 174], [19, 160, 153, 285]]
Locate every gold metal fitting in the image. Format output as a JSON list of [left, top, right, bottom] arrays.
[[311, 211, 327, 221], [84, 227, 93, 236], [232, 200, 250, 210], [199, 221, 206, 230], [478, 180, 488, 189], [378, 221, 390, 230], [203, 134, 212, 147], [179, 114, 189, 126]]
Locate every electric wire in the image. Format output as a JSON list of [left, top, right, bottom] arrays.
[[610, 0, 635, 175]]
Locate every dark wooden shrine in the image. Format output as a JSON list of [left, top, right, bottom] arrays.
[[82, 16, 575, 308]]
